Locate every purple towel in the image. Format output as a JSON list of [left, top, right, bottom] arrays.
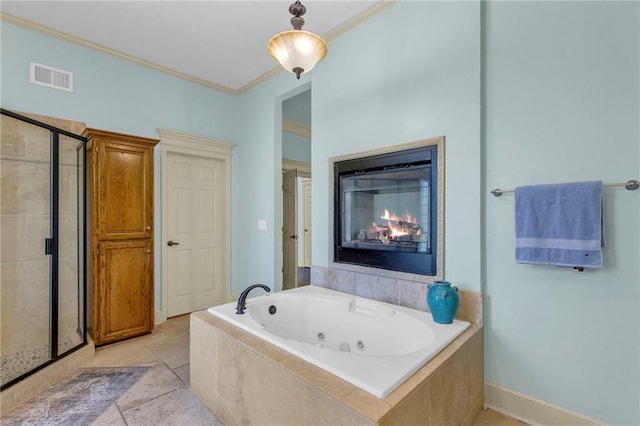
[[515, 181, 603, 268]]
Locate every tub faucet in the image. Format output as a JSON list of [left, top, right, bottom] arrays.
[[236, 284, 270, 314]]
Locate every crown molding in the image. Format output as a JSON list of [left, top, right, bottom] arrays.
[[238, 1, 397, 94], [282, 118, 311, 139], [236, 65, 284, 94], [2, 1, 396, 96], [323, 0, 396, 42], [1, 12, 239, 96]]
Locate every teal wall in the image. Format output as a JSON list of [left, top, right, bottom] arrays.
[[282, 132, 311, 163], [282, 89, 311, 126], [0, 21, 239, 316], [233, 74, 310, 294], [2, 1, 639, 423], [483, 2, 639, 424], [241, 1, 639, 423], [0, 22, 238, 139], [282, 90, 311, 163], [312, 1, 483, 291]]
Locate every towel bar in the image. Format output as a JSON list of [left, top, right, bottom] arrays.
[[490, 179, 639, 197]]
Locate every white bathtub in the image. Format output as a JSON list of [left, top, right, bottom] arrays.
[[207, 285, 470, 399]]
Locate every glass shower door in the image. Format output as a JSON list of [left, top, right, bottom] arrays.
[[1, 114, 53, 386], [0, 110, 87, 390], [57, 134, 86, 356]]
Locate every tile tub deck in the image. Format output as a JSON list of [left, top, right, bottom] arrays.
[[191, 310, 483, 425]]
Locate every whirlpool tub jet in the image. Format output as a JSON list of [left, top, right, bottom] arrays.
[[207, 286, 469, 398]]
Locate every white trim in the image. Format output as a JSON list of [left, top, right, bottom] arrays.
[[1, 12, 237, 95], [155, 309, 166, 325], [157, 128, 233, 322], [235, 1, 397, 93], [282, 158, 311, 177], [158, 129, 233, 157], [283, 118, 311, 139], [3, 2, 396, 95], [484, 382, 605, 426]]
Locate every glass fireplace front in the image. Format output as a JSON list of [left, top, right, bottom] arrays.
[[333, 145, 438, 276]]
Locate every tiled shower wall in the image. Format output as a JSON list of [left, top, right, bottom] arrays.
[[0, 113, 85, 384]]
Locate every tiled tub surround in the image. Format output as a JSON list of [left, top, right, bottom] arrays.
[[191, 281, 483, 425], [311, 266, 483, 324], [207, 286, 471, 399]]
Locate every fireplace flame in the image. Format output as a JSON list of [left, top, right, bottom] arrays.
[[381, 209, 416, 224], [362, 209, 421, 244], [386, 220, 410, 237]]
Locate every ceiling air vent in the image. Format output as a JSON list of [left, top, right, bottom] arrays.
[[30, 62, 73, 92]]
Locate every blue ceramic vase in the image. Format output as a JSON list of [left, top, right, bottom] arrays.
[[427, 281, 459, 324]]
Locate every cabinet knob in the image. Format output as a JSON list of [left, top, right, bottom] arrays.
[[146, 249, 151, 254], [146, 225, 151, 231]]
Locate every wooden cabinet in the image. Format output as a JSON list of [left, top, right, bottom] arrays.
[[96, 240, 153, 343], [84, 128, 159, 345], [97, 141, 153, 240]]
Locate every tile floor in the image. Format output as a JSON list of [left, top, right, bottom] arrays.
[[10, 314, 527, 425], [87, 314, 223, 425]]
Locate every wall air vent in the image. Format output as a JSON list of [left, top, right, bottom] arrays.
[[30, 62, 73, 92]]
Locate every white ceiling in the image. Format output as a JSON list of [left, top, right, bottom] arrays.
[[1, 1, 382, 93]]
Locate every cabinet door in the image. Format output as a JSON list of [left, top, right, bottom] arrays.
[[97, 141, 153, 240], [95, 240, 153, 344]]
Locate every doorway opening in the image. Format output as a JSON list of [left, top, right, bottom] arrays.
[[281, 89, 312, 291]]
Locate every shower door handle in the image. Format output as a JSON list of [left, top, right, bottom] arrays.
[[167, 240, 180, 246], [45, 238, 53, 255]]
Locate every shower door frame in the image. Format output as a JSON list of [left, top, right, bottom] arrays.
[[0, 108, 88, 391]]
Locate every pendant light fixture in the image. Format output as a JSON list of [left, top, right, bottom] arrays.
[[267, 1, 328, 79]]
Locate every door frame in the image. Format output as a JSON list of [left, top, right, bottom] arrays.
[[281, 159, 311, 289], [302, 177, 312, 268], [282, 168, 298, 290], [157, 129, 233, 323]]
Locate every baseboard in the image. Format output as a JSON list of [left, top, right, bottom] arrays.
[[154, 310, 166, 325], [484, 381, 604, 426]]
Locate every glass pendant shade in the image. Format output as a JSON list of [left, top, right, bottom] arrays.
[[267, 30, 328, 79]]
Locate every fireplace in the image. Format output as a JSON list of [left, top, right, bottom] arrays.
[[332, 139, 442, 277]]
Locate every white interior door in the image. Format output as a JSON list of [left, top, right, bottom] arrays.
[[166, 152, 223, 316]]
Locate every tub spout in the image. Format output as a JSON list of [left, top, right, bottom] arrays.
[[236, 284, 270, 314]]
